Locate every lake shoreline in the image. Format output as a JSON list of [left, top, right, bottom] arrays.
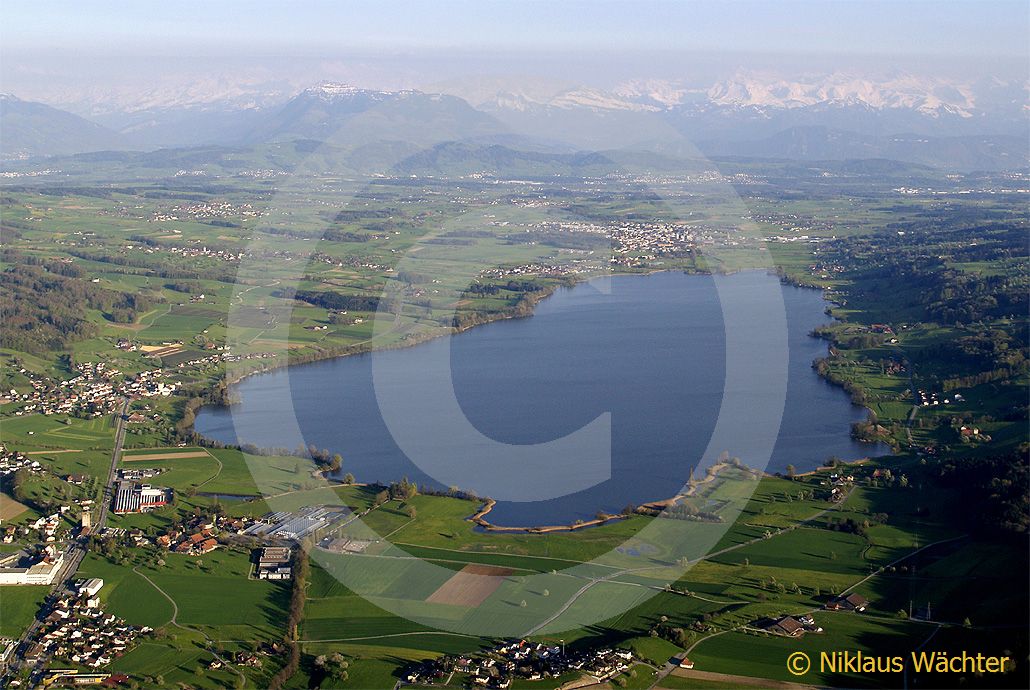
[[209, 267, 703, 397], [195, 269, 886, 528]]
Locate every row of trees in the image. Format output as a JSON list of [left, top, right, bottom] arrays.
[[268, 544, 310, 690], [66, 247, 237, 283], [289, 289, 382, 312]]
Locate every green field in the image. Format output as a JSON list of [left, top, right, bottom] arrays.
[[0, 585, 48, 636], [688, 613, 927, 688]]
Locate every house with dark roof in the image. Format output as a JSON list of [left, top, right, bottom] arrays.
[[826, 593, 868, 612], [764, 616, 806, 637]]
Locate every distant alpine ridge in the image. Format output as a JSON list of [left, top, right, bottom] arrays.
[[616, 73, 1021, 117], [2, 74, 1027, 171]]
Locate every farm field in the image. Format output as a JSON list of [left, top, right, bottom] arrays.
[[687, 613, 927, 688], [0, 585, 48, 637], [77, 548, 292, 689], [0, 493, 29, 522]]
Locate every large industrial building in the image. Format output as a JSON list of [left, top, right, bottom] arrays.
[[113, 481, 171, 514]]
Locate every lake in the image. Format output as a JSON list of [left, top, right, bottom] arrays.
[[196, 271, 885, 525]]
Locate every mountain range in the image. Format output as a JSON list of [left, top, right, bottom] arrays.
[[2, 73, 1027, 171], [0, 94, 126, 158]]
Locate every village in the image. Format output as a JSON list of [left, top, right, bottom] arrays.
[[403, 640, 638, 689], [400, 588, 879, 690], [153, 200, 265, 223], [0, 445, 40, 479], [17, 578, 150, 685], [4, 363, 176, 419]]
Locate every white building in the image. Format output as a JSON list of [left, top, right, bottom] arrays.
[[78, 577, 104, 597], [0, 548, 65, 585]]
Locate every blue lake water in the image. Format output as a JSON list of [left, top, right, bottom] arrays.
[[196, 271, 885, 525]]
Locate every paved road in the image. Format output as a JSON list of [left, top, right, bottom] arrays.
[[2, 399, 128, 685], [96, 398, 130, 530], [658, 668, 818, 690]]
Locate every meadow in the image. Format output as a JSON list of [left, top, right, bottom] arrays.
[[0, 585, 48, 637]]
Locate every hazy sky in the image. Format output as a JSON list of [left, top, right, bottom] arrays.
[[4, 0, 1029, 56], [3, 0, 1028, 56], [2, 0, 1027, 107]]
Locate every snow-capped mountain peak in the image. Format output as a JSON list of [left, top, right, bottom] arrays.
[[301, 83, 424, 103], [305, 83, 368, 98], [604, 72, 1020, 119], [700, 72, 980, 117], [484, 86, 660, 113]]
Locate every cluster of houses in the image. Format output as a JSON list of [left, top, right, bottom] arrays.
[[3, 501, 90, 544], [90, 526, 169, 555], [824, 472, 856, 502], [1, 367, 49, 409], [315, 252, 389, 273], [917, 389, 961, 407], [156, 528, 219, 556], [755, 594, 869, 639], [0, 444, 40, 478], [122, 339, 277, 377], [9, 363, 121, 418], [211, 514, 262, 535], [5, 362, 179, 419], [766, 233, 823, 245], [506, 217, 704, 266], [152, 349, 278, 372], [957, 424, 990, 443], [0, 638, 16, 676], [209, 651, 264, 671], [26, 513, 67, 543], [124, 411, 160, 426], [151, 513, 221, 555], [23, 578, 149, 672], [160, 513, 258, 547], [480, 258, 596, 280], [404, 640, 636, 688], [149, 512, 261, 555], [119, 369, 179, 400], [160, 244, 243, 264], [160, 200, 264, 222], [750, 209, 837, 237], [237, 169, 289, 179], [610, 220, 699, 260]]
